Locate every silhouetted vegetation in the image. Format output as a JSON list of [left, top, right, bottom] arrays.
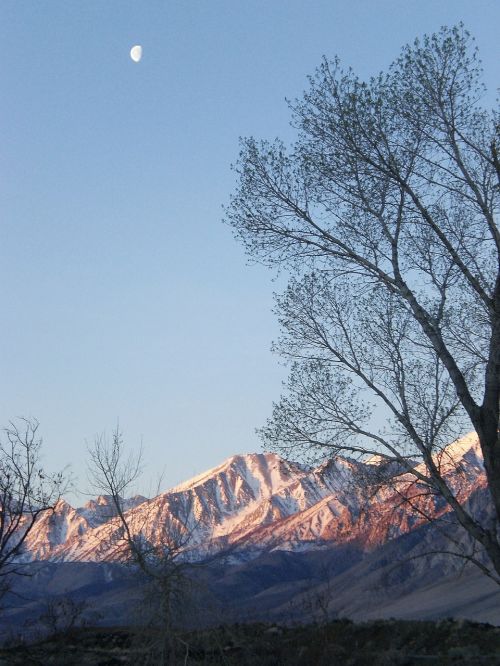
[[228, 23, 500, 581], [2, 618, 500, 665]]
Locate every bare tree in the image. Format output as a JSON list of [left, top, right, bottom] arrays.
[[227, 25, 500, 580], [38, 595, 94, 637], [87, 427, 195, 665], [0, 418, 66, 598]]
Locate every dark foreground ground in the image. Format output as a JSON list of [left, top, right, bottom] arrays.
[[1, 619, 500, 665]]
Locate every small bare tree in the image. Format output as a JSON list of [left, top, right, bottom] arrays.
[[227, 25, 500, 580], [38, 595, 93, 637], [0, 418, 66, 599], [87, 427, 195, 665]]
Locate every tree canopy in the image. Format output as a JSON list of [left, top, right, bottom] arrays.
[[227, 25, 500, 579]]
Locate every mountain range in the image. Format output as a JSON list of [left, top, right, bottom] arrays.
[[22, 432, 485, 564], [4, 432, 500, 634]]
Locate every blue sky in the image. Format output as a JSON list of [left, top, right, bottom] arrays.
[[1, 1, 499, 501]]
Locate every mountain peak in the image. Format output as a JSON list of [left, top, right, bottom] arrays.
[[83, 495, 114, 508], [18, 434, 487, 566], [442, 432, 481, 459], [168, 451, 303, 496]]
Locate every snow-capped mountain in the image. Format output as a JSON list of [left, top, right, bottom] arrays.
[[20, 434, 488, 566]]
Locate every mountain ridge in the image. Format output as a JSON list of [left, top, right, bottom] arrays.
[[19, 432, 487, 568]]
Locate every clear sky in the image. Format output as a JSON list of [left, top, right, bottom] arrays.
[[1, 1, 499, 502]]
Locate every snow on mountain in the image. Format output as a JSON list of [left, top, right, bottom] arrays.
[[21, 452, 355, 562], [18, 433, 488, 566], [20, 494, 150, 561], [76, 494, 148, 528], [433, 432, 484, 474], [42, 452, 352, 562], [226, 494, 360, 560], [351, 433, 488, 548], [170, 453, 306, 496], [395, 432, 486, 503], [21, 499, 90, 559]]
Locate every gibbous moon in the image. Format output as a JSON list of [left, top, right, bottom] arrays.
[[130, 45, 142, 63]]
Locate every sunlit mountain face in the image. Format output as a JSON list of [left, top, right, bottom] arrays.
[[4, 433, 499, 633], [20, 434, 486, 566]]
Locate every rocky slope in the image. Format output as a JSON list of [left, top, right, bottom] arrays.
[[3, 435, 499, 635], [20, 433, 488, 566]]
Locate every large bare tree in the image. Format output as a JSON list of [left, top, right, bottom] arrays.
[[0, 418, 66, 597], [227, 26, 500, 579]]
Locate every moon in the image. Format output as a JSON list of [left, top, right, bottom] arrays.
[[130, 45, 142, 63]]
